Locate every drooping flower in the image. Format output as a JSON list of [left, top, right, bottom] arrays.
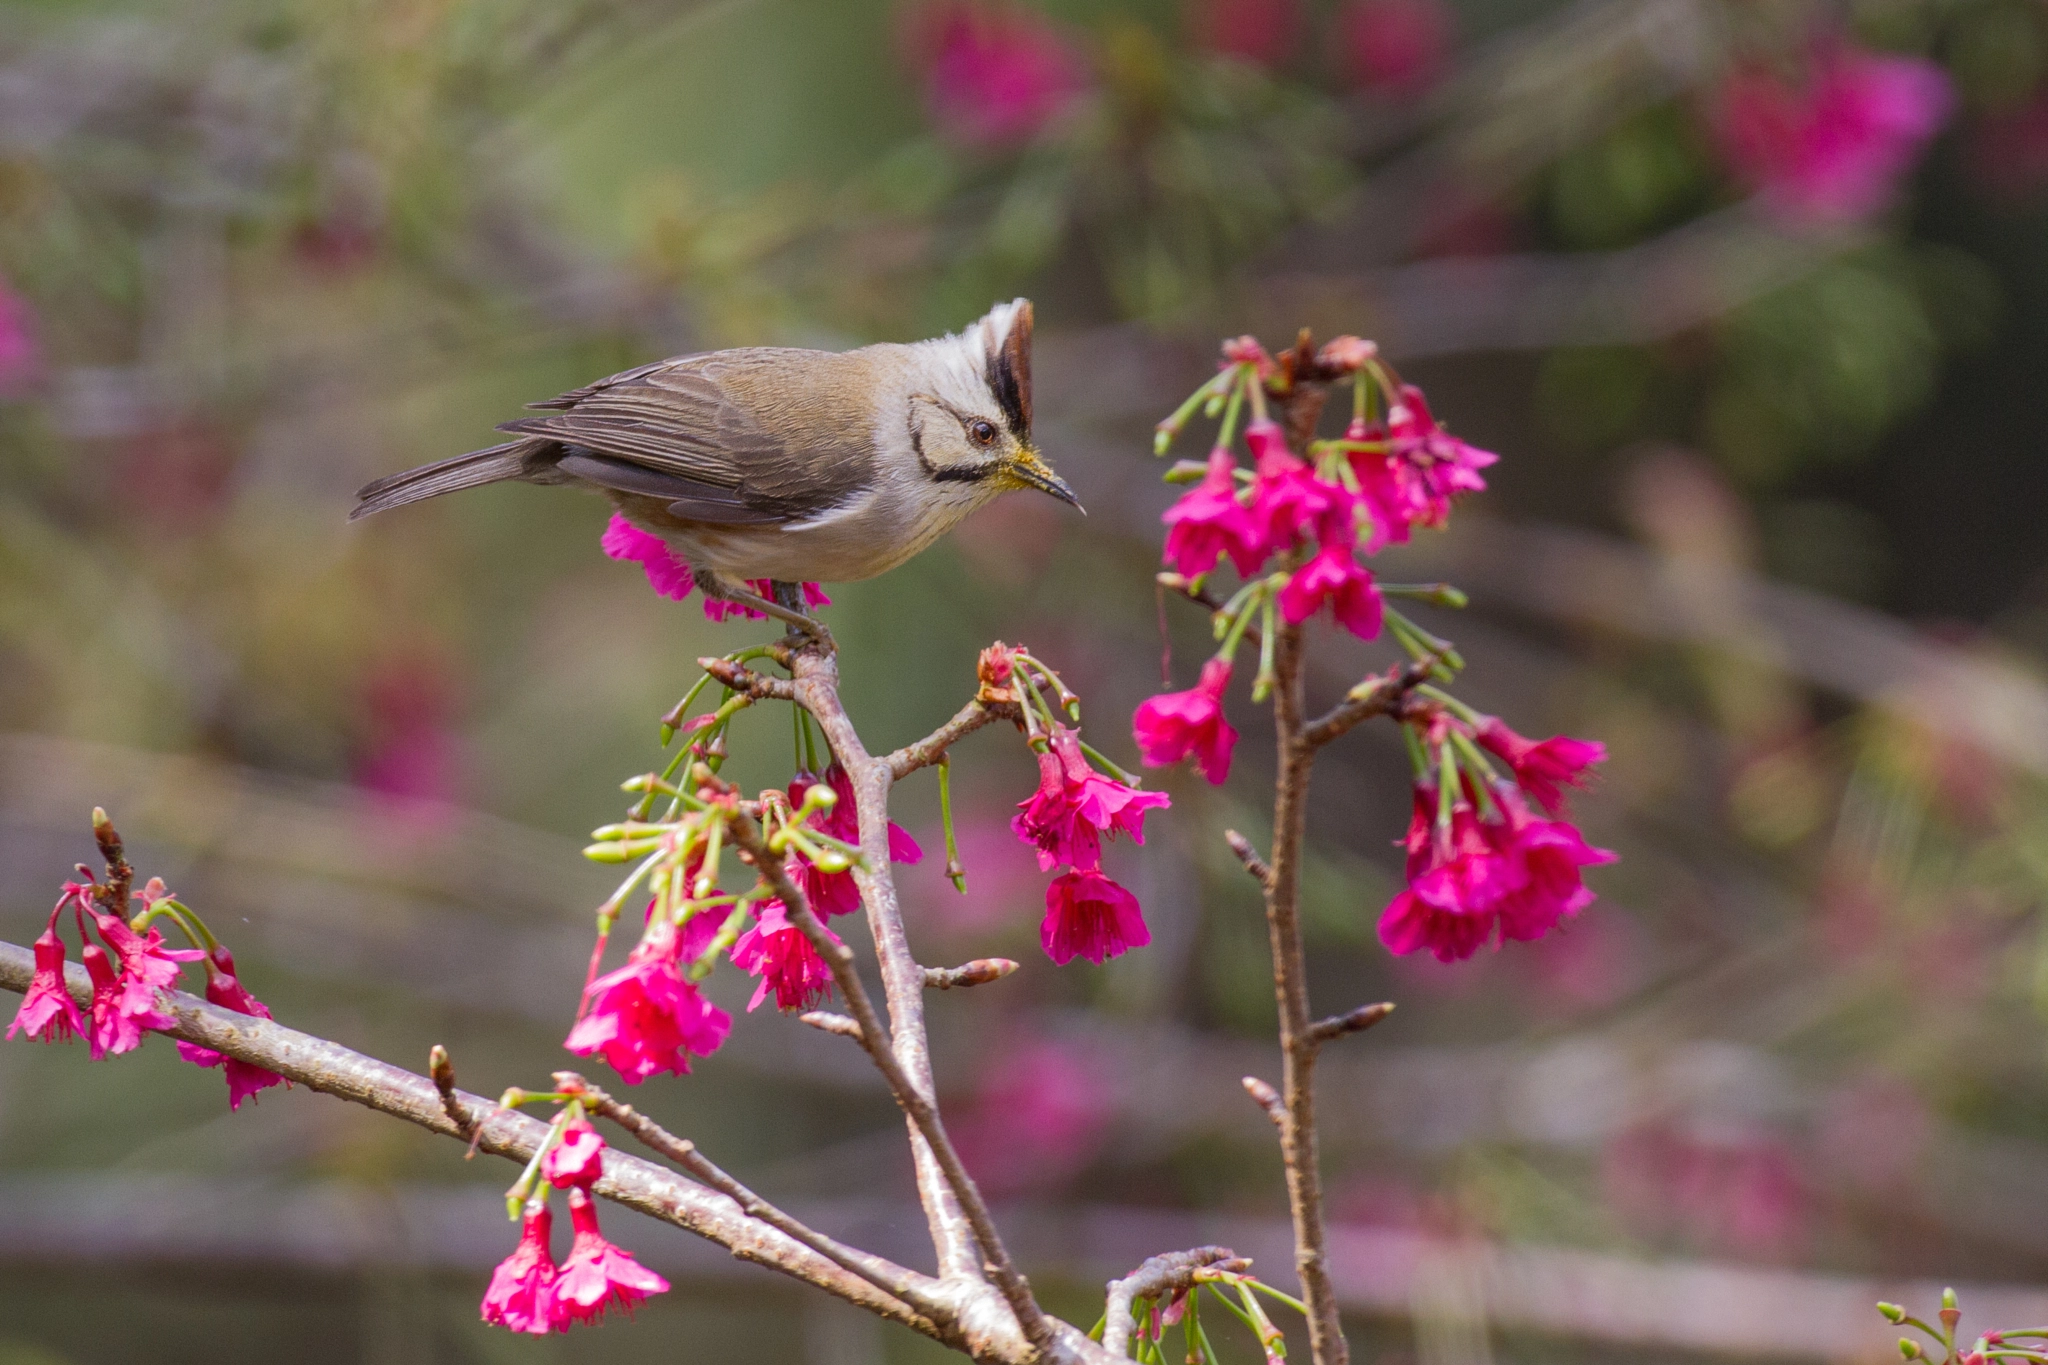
[[552, 1186, 669, 1326], [601, 512, 695, 602], [1246, 420, 1346, 558], [1379, 384, 1495, 531], [1475, 718, 1607, 815], [1162, 447, 1265, 578], [1340, 0, 1451, 95], [82, 943, 146, 1060], [89, 908, 197, 1032], [785, 764, 921, 917], [564, 927, 732, 1085], [731, 899, 839, 1012], [481, 1201, 559, 1335], [544, 1110, 607, 1190], [7, 915, 83, 1044], [1277, 544, 1383, 639], [175, 946, 288, 1110], [1379, 784, 1614, 962], [1714, 44, 1952, 223], [1133, 658, 1239, 784], [1041, 868, 1151, 965], [702, 579, 833, 623], [1012, 726, 1171, 871], [912, 2, 1090, 148]]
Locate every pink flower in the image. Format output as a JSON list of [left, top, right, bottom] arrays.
[[1041, 868, 1151, 965], [912, 2, 1089, 148], [1715, 45, 1952, 223], [1191, 0, 1302, 68], [544, 1110, 607, 1190], [175, 946, 288, 1110], [731, 899, 839, 1013], [1013, 725, 1171, 871], [1162, 447, 1265, 578], [602, 515, 829, 619], [1379, 787, 1614, 962], [1246, 420, 1345, 557], [1340, 0, 1451, 95], [1475, 718, 1606, 815], [1277, 544, 1383, 639], [553, 1186, 669, 1326], [601, 512, 694, 602], [564, 927, 732, 1085], [785, 764, 921, 918], [83, 943, 147, 1060], [8, 915, 83, 1044], [89, 908, 198, 1031], [1379, 384, 1495, 531], [481, 1201, 559, 1335], [1133, 658, 1239, 784]]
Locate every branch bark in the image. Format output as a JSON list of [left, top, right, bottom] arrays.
[[1102, 1246, 1250, 1359], [886, 696, 1022, 780], [1265, 620, 1349, 1365], [0, 939, 943, 1339]]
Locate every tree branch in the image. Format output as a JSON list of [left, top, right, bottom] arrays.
[[571, 1076, 923, 1311], [725, 794, 1061, 1357], [0, 939, 943, 1340], [1300, 660, 1435, 749], [886, 696, 1022, 781], [1102, 1247, 1251, 1359]]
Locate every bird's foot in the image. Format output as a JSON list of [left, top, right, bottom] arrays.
[[724, 582, 833, 654]]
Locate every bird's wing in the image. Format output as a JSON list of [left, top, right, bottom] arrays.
[[498, 350, 873, 524]]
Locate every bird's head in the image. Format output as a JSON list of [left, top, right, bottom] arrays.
[[900, 298, 1081, 512]]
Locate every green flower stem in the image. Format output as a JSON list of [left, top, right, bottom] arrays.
[[659, 670, 718, 747], [1353, 368, 1369, 423], [938, 753, 965, 894], [1402, 721, 1432, 781], [1437, 743, 1458, 830], [503, 1107, 573, 1219], [687, 902, 754, 981], [1247, 369, 1270, 424], [1013, 665, 1061, 735], [1241, 1278, 1311, 1316], [1154, 370, 1232, 455], [696, 818, 724, 898], [1416, 684, 1483, 724], [1379, 583, 1470, 609], [1216, 582, 1266, 663], [1215, 367, 1249, 451], [1087, 1312, 1108, 1343], [1076, 736, 1141, 787], [1206, 1284, 1262, 1334]]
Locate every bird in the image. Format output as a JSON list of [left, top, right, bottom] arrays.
[[349, 299, 1077, 642]]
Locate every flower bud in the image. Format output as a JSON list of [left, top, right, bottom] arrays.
[[1879, 1304, 1907, 1324], [1900, 1340, 1921, 1360]]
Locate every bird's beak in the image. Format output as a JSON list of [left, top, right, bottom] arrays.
[[1003, 446, 1084, 513]]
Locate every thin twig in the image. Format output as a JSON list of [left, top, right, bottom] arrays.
[[725, 801, 1057, 1351], [699, 657, 798, 701], [570, 1075, 926, 1312], [886, 697, 1023, 781], [1241, 1076, 1285, 1127], [1157, 574, 1264, 650], [923, 959, 1019, 990], [1223, 831, 1273, 888], [1301, 660, 1435, 749], [0, 940, 943, 1340], [428, 1044, 479, 1150], [800, 1010, 864, 1040], [1307, 1003, 1395, 1047], [1103, 1247, 1251, 1359]]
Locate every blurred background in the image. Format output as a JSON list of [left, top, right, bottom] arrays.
[[2, 0, 2047, 1360]]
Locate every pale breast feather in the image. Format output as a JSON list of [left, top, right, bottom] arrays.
[[496, 349, 876, 525]]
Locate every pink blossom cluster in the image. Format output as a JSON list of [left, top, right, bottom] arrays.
[[483, 1109, 670, 1334], [905, 2, 1090, 148], [565, 904, 731, 1085], [1011, 723, 1168, 965], [1714, 42, 1952, 223], [8, 875, 285, 1109], [1380, 716, 1614, 962], [601, 512, 829, 622], [1138, 343, 1495, 788]]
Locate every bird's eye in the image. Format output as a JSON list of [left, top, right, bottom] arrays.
[[968, 419, 998, 447]]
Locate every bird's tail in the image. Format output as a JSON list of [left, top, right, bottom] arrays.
[[349, 440, 540, 520]]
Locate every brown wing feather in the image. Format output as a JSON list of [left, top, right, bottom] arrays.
[[498, 349, 874, 524]]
